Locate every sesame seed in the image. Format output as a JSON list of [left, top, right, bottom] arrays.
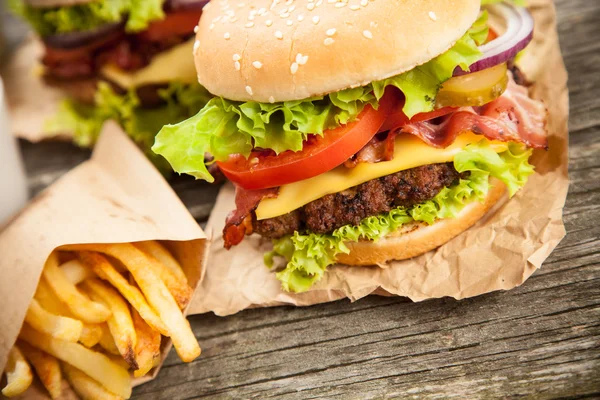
[[324, 37, 334, 45], [326, 28, 336, 36], [312, 16, 320, 24], [194, 26, 199, 33], [252, 61, 263, 69], [350, 5, 359, 10], [233, 53, 241, 61], [290, 62, 299, 74], [286, 20, 292, 25], [246, 86, 253, 95], [275, 30, 283, 39], [370, 21, 378, 28], [209, 23, 215, 30], [248, 15, 255, 20], [231, 16, 238, 22], [327, 0, 335, 3], [289, 5, 296, 11], [360, 0, 368, 6], [307, 3, 315, 10], [280, 12, 290, 18], [258, 7, 267, 14], [296, 53, 309, 64], [428, 11, 437, 21], [335, 2, 345, 7], [212, 16, 222, 22], [245, 22, 254, 27], [316, 0, 322, 6], [234, 61, 241, 70], [297, 14, 304, 21], [224, 32, 231, 39], [266, 19, 273, 26], [193, 40, 200, 54], [269, 96, 275, 103], [363, 30, 373, 39]]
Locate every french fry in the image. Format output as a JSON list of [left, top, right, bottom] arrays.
[[134, 241, 188, 284], [132, 308, 161, 377], [62, 362, 123, 400], [19, 324, 131, 399], [25, 298, 83, 342], [67, 244, 200, 362], [79, 324, 103, 348], [104, 354, 131, 371], [60, 259, 95, 285], [17, 340, 62, 399], [97, 324, 121, 356], [82, 279, 138, 370], [42, 252, 111, 324], [77, 251, 168, 335], [69, 244, 192, 309], [35, 278, 101, 348], [1, 345, 33, 397]]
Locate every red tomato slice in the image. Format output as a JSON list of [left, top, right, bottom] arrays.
[[137, 10, 203, 42], [380, 103, 457, 132], [217, 91, 397, 190]]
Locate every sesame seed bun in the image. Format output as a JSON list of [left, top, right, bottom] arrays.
[[335, 178, 507, 266], [23, 0, 95, 7], [194, 0, 481, 102]]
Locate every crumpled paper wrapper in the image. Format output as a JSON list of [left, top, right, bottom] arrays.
[[0, 122, 208, 398], [0, 36, 73, 142], [190, 0, 569, 316]]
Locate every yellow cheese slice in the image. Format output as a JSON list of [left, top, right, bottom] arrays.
[[100, 39, 198, 89], [255, 133, 508, 220]]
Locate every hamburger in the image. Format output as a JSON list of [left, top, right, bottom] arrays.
[[9, 0, 211, 170], [153, 0, 548, 292]]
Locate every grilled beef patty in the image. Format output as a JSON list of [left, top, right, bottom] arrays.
[[253, 163, 462, 238]]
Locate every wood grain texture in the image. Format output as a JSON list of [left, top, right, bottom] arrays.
[[2, 0, 600, 398]]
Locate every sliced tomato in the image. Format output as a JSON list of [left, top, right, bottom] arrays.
[[217, 91, 397, 190], [137, 10, 203, 42], [380, 102, 457, 132]]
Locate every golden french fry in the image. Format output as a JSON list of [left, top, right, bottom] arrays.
[[17, 340, 62, 399], [79, 324, 103, 348], [77, 251, 168, 335], [1, 345, 33, 397], [82, 279, 138, 370], [42, 252, 111, 324], [19, 324, 131, 399], [70, 243, 200, 362], [131, 308, 161, 378], [134, 241, 188, 284], [104, 354, 131, 371], [25, 298, 83, 342], [35, 278, 101, 348], [61, 362, 123, 400], [60, 259, 95, 285], [97, 323, 121, 356], [69, 244, 192, 309]]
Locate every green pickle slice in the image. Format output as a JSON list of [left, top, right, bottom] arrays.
[[436, 63, 509, 108]]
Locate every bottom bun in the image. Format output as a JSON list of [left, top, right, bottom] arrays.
[[336, 178, 507, 266]]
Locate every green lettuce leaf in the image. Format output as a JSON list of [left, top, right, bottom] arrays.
[[153, 13, 488, 182], [8, 0, 164, 35], [45, 81, 211, 174], [266, 140, 535, 293]]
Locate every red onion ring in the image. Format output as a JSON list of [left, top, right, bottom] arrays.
[[455, 3, 534, 76], [43, 21, 125, 49]]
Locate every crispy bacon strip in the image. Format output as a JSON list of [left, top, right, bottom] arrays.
[[398, 74, 548, 150], [223, 186, 278, 249]]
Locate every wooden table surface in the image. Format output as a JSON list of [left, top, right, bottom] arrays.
[[2, 0, 599, 398]]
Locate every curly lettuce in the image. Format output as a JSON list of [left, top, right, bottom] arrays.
[[46, 81, 211, 173], [265, 140, 535, 293], [8, 0, 164, 35], [153, 13, 489, 182]]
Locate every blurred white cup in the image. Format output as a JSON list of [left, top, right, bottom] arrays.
[[0, 76, 28, 228]]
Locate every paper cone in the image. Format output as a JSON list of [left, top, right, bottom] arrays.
[[0, 122, 208, 397]]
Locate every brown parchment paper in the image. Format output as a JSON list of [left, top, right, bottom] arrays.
[[0, 36, 73, 142], [0, 122, 208, 398], [190, 0, 569, 316]]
